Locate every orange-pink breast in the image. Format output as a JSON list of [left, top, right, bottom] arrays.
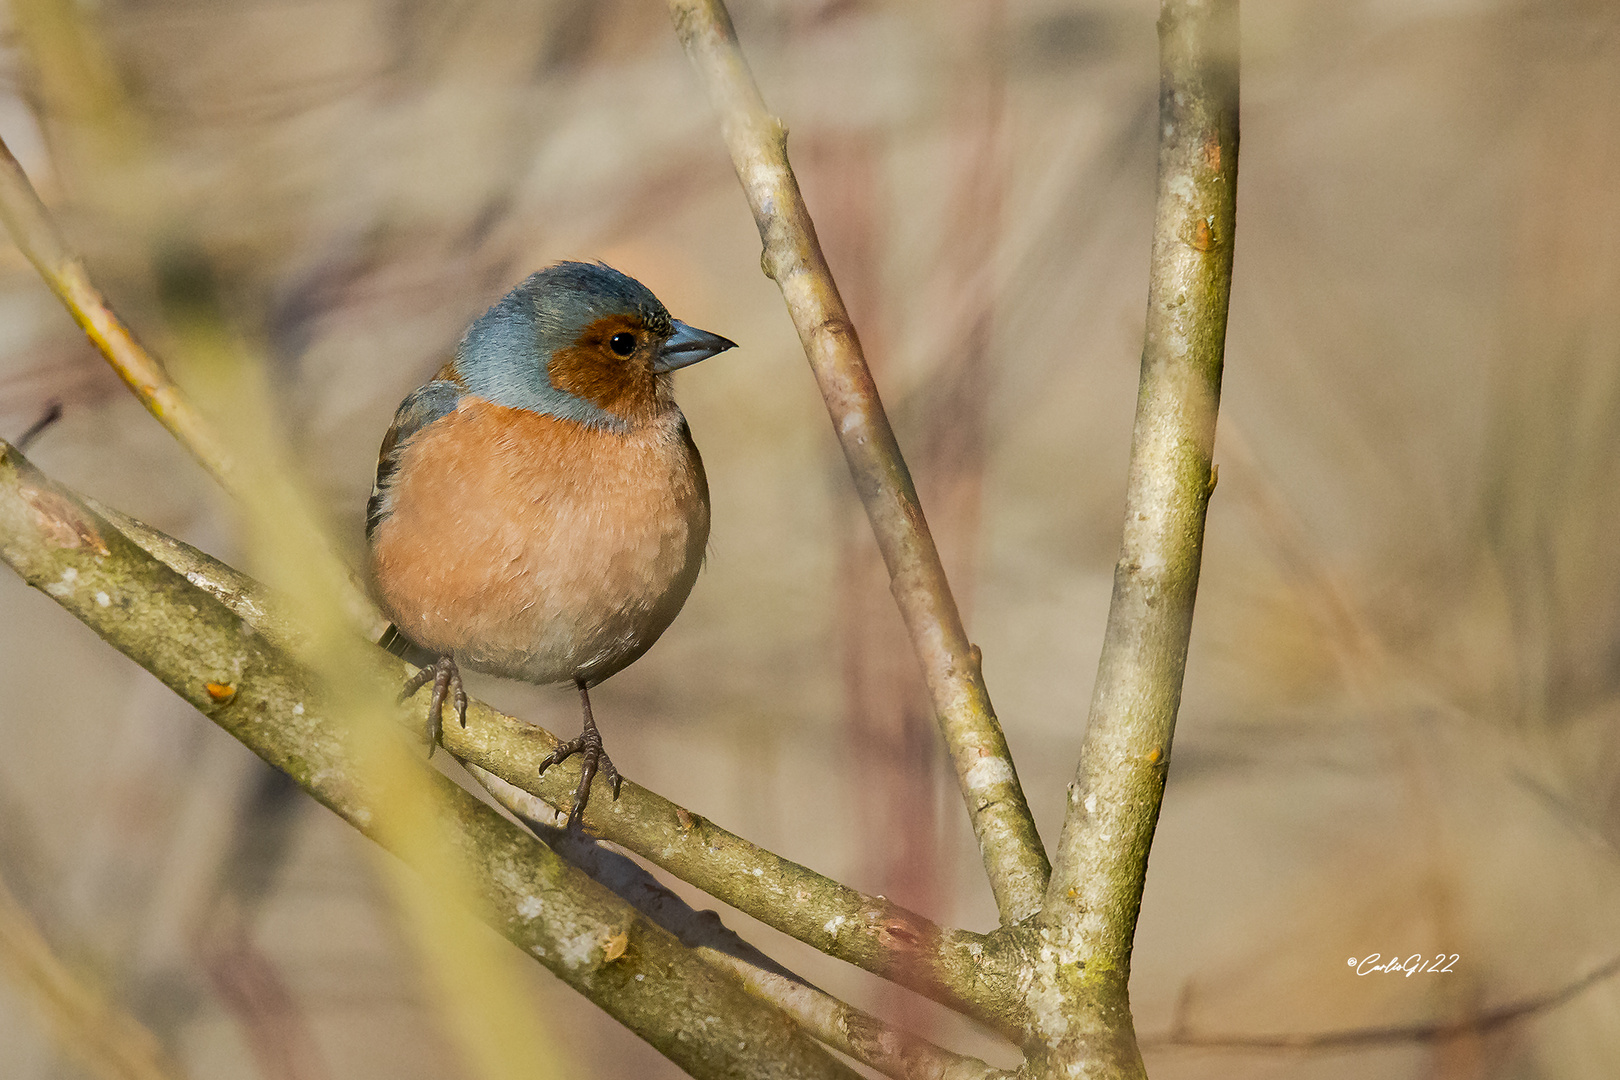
[[367, 397, 709, 685]]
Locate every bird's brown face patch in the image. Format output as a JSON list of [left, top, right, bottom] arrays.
[[547, 314, 661, 422]]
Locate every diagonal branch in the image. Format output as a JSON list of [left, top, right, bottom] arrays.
[[0, 21, 1028, 1035], [666, 0, 1051, 927], [82, 499, 1027, 1034], [0, 138, 236, 491], [0, 125, 1018, 1028], [471, 766, 1013, 1080], [1031, 1, 1240, 1076], [0, 439, 864, 1080]]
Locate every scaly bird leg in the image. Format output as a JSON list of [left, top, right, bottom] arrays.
[[398, 655, 467, 755], [537, 681, 622, 829]]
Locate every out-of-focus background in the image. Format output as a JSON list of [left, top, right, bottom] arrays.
[[2, 0, 1619, 1077]]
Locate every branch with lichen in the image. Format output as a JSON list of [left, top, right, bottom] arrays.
[[86, 493, 1025, 1036], [1027, 2, 1240, 1077], [0, 439, 872, 1080], [472, 767, 1012, 1080], [86, 480, 1017, 1076], [0, 119, 1017, 1034], [665, 0, 1051, 928]]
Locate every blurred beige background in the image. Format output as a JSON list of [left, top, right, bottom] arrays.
[[3, 0, 1620, 1078]]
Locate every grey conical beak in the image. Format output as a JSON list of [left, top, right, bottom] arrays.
[[654, 320, 737, 373]]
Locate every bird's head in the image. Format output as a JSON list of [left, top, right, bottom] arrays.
[[451, 262, 736, 428]]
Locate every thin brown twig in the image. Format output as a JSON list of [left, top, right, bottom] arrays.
[[14, 399, 63, 451], [666, 0, 1051, 928], [1141, 950, 1620, 1051]]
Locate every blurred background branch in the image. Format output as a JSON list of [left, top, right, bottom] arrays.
[[0, 862, 187, 1080], [1142, 947, 1620, 1051]]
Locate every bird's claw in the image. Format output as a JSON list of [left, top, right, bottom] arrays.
[[538, 725, 621, 830], [399, 655, 467, 756]]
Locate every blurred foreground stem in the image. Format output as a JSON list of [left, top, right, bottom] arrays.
[[0, 137, 237, 489], [0, 439, 865, 1080], [0, 864, 186, 1080]]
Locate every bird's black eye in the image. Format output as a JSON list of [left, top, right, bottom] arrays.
[[609, 332, 636, 357]]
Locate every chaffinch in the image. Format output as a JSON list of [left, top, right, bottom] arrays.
[[366, 262, 736, 826]]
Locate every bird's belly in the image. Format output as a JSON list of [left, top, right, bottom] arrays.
[[368, 399, 709, 685]]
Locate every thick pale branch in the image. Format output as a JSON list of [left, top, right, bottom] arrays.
[[82, 498, 1025, 1033], [0, 115, 1018, 1025], [666, 0, 1050, 927], [1030, 1, 1239, 1077], [472, 767, 1013, 1080], [0, 441, 863, 1080]]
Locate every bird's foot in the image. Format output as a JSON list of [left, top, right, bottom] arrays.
[[538, 722, 621, 830], [399, 655, 467, 755]]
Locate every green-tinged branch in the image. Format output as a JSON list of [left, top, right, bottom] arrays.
[[79, 486, 1026, 1034], [0, 440, 865, 1080], [472, 767, 1014, 1080]]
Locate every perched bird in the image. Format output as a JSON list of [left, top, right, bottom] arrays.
[[366, 262, 735, 826]]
